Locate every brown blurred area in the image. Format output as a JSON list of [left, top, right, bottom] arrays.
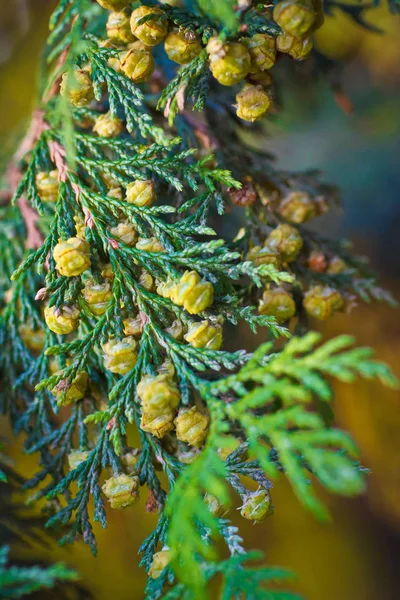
[[0, 1, 399, 599]]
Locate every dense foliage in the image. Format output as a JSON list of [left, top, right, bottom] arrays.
[[0, 0, 398, 598]]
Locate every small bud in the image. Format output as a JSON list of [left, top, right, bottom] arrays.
[[165, 319, 185, 340], [308, 251, 327, 273], [139, 270, 154, 291], [126, 179, 156, 206], [246, 245, 281, 268], [18, 324, 45, 353], [258, 287, 296, 324], [217, 435, 242, 461], [137, 373, 180, 414], [136, 237, 165, 253], [51, 371, 88, 406], [164, 30, 202, 65], [171, 271, 214, 315], [123, 316, 143, 336], [107, 186, 124, 200], [110, 221, 138, 246], [120, 43, 155, 82], [149, 549, 170, 579], [93, 111, 124, 138], [273, 1, 316, 37], [102, 336, 138, 374], [35, 170, 59, 203], [208, 41, 251, 86], [247, 70, 273, 88], [74, 215, 86, 239], [44, 304, 80, 335], [236, 83, 272, 122], [106, 11, 135, 45], [130, 6, 168, 47], [229, 179, 258, 207], [266, 223, 303, 262], [102, 473, 140, 509], [184, 320, 223, 350], [205, 493, 225, 517], [83, 279, 112, 315], [278, 190, 316, 224], [101, 262, 114, 280], [303, 285, 343, 320], [68, 450, 90, 471], [121, 449, 141, 474], [240, 489, 271, 522], [174, 406, 209, 447], [53, 237, 91, 277], [60, 69, 94, 107], [140, 411, 175, 439], [327, 256, 347, 274], [244, 34, 276, 73]]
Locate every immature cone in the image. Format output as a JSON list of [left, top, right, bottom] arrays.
[[172, 271, 214, 315], [273, 0, 316, 37], [93, 112, 124, 138], [164, 30, 202, 65], [83, 279, 112, 315], [60, 69, 94, 107], [240, 489, 271, 522], [96, 0, 131, 9], [184, 320, 223, 350], [106, 11, 135, 44], [110, 221, 138, 246], [208, 40, 251, 86], [126, 179, 156, 206], [149, 549, 170, 579], [236, 84, 272, 122], [120, 43, 155, 82], [245, 245, 281, 268], [130, 6, 168, 47], [51, 371, 88, 406], [44, 305, 80, 335], [102, 474, 140, 509], [123, 315, 143, 336], [136, 237, 164, 253], [102, 336, 138, 374], [174, 406, 209, 447], [277, 33, 313, 60], [18, 324, 45, 353], [303, 286, 343, 320], [266, 223, 303, 262], [141, 411, 175, 439], [68, 450, 90, 470], [245, 34, 276, 72], [137, 373, 180, 414], [258, 288, 296, 324], [53, 237, 91, 277], [35, 170, 58, 203], [278, 190, 316, 224]]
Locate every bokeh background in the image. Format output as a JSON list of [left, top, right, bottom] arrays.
[[0, 1, 399, 598]]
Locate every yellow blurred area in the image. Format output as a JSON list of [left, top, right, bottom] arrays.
[[1, 2, 400, 599]]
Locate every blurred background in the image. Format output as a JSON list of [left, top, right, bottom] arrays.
[[0, 1, 399, 598]]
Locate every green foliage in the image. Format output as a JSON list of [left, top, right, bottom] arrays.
[[0, 547, 78, 599], [0, 1, 398, 599]]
